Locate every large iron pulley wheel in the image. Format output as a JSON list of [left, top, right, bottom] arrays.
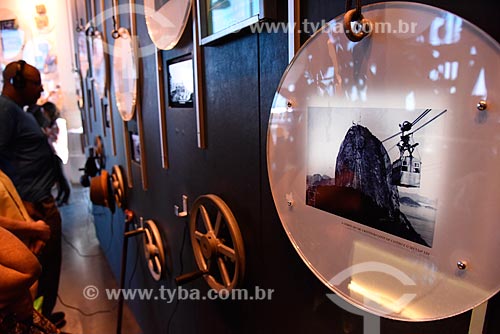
[[143, 220, 165, 281], [189, 195, 245, 292]]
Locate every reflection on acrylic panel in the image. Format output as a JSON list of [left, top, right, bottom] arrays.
[[168, 57, 193, 108], [92, 33, 106, 99], [208, 0, 259, 35], [77, 31, 89, 78], [154, 0, 169, 11], [306, 107, 448, 247]]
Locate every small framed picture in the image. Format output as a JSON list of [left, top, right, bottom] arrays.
[[167, 54, 194, 108], [131, 132, 141, 163], [197, 0, 276, 45]]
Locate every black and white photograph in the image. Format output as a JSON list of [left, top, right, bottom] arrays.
[[131, 133, 141, 163], [306, 107, 448, 247], [167, 55, 194, 108]]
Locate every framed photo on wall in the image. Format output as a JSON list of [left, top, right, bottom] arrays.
[[167, 54, 194, 108], [131, 132, 141, 163], [197, 0, 276, 45]]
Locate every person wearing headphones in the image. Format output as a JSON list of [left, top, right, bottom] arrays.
[[0, 60, 65, 328]]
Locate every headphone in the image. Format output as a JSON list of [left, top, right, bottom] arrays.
[[10, 60, 26, 89]]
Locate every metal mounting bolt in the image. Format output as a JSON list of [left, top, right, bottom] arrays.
[[286, 192, 294, 207], [457, 260, 467, 270], [477, 100, 487, 111]]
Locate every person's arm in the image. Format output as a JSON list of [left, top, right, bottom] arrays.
[[0, 226, 41, 319], [0, 216, 50, 242]]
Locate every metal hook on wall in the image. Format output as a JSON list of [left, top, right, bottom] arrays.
[[343, 0, 373, 42]]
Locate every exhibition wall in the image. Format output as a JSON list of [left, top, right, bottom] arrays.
[[73, 0, 499, 333]]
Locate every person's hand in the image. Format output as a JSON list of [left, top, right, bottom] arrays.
[[27, 220, 50, 255], [31, 220, 50, 242], [29, 239, 46, 256]]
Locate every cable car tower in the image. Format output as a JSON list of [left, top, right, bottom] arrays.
[[383, 109, 447, 188]]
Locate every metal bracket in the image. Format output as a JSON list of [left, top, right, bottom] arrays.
[[174, 195, 188, 217]]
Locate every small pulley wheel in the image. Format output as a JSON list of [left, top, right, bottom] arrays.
[[143, 220, 165, 281], [111, 165, 126, 209], [189, 195, 245, 292]]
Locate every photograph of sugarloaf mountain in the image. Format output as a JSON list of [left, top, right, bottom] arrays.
[[306, 107, 447, 248]]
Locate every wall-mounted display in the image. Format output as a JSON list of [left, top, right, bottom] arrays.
[[75, 67, 89, 146], [155, 50, 169, 168], [186, 194, 245, 292], [74, 67, 85, 111], [112, 27, 138, 122], [92, 31, 107, 99], [122, 120, 134, 188], [197, 0, 275, 45], [192, 2, 206, 148], [267, 2, 499, 321], [144, 0, 192, 50], [306, 107, 447, 248], [167, 55, 194, 108], [77, 31, 89, 78], [131, 133, 141, 163], [111, 165, 127, 209], [143, 220, 166, 281]]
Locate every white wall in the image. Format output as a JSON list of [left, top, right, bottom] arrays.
[[0, 0, 81, 130], [1, 0, 85, 183]]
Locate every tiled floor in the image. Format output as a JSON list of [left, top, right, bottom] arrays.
[[53, 185, 142, 334]]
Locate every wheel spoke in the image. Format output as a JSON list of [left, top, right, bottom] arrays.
[[154, 256, 161, 273], [217, 244, 236, 261], [199, 205, 213, 232], [194, 230, 204, 240], [151, 244, 159, 255], [217, 257, 231, 287], [203, 259, 211, 272], [214, 212, 222, 236]]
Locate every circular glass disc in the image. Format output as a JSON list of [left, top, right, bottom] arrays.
[[77, 31, 89, 78], [144, 0, 192, 50], [112, 28, 137, 122], [267, 2, 500, 321], [92, 31, 107, 99]]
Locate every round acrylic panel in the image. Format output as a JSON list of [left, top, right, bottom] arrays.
[[144, 0, 192, 50], [112, 28, 137, 122], [77, 31, 89, 78], [92, 31, 107, 99], [267, 2, 499, 321]]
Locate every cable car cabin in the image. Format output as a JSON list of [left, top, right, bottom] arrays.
[[391, 156, 421, 187]]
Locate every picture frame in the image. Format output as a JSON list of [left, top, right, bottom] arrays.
[[155, 50, 169, 168], [197, 0, 276, 45], [167, 54, 194, 108], [131, 132, 141, 163]]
